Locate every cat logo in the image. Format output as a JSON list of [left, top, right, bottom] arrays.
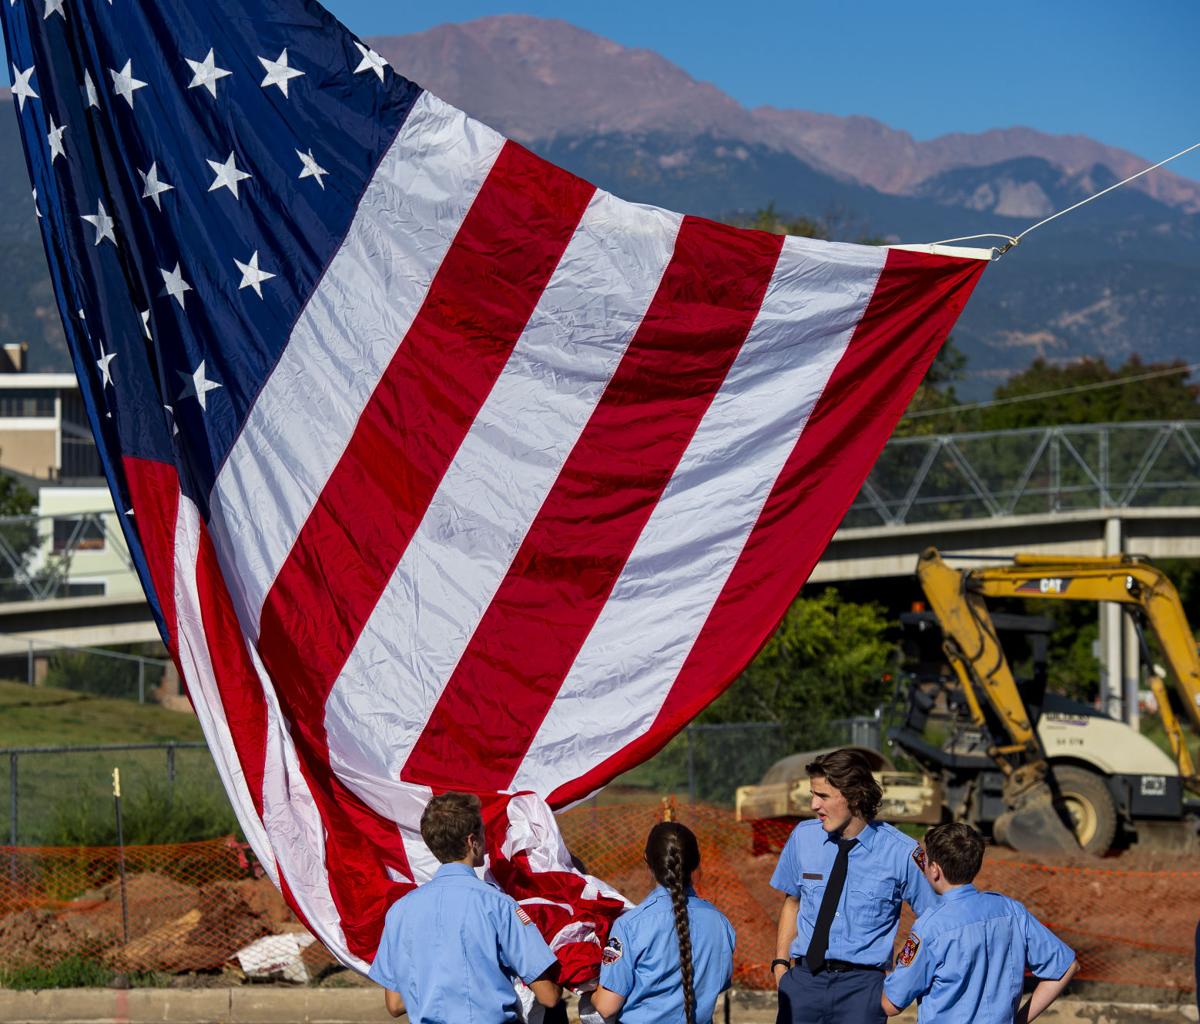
[[1017, 577, 1070, 594]]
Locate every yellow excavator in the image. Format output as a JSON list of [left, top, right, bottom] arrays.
[[912, 548, 1200, 853]]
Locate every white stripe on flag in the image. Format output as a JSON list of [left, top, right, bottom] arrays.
[[171, 497, 354, 965], [512, 236, 886, 793], [321, 190, 683, 787], [208, 91, 505, 635], [170, 496, 274, 881]]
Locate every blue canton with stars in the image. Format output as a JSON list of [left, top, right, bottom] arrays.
[[0, 0, 421, 630]]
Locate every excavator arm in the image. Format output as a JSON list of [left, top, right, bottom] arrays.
[[967, 553, 1200, 739], [917, 548, 1200, 852], [916, 550, 1079, 852]]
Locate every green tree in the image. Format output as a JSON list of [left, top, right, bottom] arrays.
[[978, 356, 1200, 431], [894, 338, 969, 436], [0, 472, 39, 599], [702, 588, 895, 739], [741, 202, 830, 240]]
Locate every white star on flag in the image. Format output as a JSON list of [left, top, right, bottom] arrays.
[[259, 48, 304, 97], [235, 250, 276, 298], [160, 263, 193, 309], [95, 342, 116, 387], [139, 162, 174, 209], [178, 360, 222, 411], [82, 200, 117, 246], [353, 41, 388, 81], [141, 309, 152, 340], [46, 116, 66, 162], [43, 0, 65, 20], [296, 148, 328, 189], [32, 188, 40, 219], [208, 151, 252, 199], [163, 404, 179, 437], [11, 65, 38, 110], [186, 49, 232, 98], [110, 60, 148, 108], [83, 70, 99, 109]]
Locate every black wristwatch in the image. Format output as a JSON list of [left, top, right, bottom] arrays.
[[771, 958, 791, 974]]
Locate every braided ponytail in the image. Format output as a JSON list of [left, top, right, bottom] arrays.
[[646, 822, 701, 1024]]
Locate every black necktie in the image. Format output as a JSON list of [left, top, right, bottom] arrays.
[[806, 837, 857, 973]]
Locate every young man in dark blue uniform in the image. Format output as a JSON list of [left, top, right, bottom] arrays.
[[369, 792, 563, 1023], [770, 749, 936, 1024], [882, 822, 1076, 1024]]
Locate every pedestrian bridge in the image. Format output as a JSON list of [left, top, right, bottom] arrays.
[[812, 420, 1200, 581], [5, 422, 1200, 643]]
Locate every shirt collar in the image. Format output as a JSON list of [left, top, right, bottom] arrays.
[[649, 883, 697, 902], [823, 819, 877, 851], [433, 862, 479, 880], [942, 883, 978, 902]]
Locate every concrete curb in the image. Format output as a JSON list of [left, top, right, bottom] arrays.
[[0, 988, 1195, 1023]]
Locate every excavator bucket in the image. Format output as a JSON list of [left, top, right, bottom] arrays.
[[994, 783, 1081, 854]]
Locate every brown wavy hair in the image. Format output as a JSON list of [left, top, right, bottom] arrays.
[[420, 792, 482, 864], [805, 749, 883, 819], [645, 822, 700, 1024], [923, 822, 984, 884]]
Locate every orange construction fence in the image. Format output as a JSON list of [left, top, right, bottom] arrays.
[[0, 804, 1196, 992]]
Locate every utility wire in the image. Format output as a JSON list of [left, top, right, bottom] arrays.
[[902, 360, 1200, 421]]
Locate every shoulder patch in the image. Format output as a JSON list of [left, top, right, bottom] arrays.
[[912, 846, 926, 872], [897, 934, 921, 967], [601, 935, 623, 965], [515, 905, 533, 926]]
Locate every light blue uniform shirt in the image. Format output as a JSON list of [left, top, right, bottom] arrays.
[[598, 885, 735, 1024], [770, 818, 936, 965], [883, 884, 1076, 1024], [368, 862, 557, 1024]]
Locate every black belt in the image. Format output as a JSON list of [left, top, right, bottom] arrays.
[[795, 956, 885, 974]]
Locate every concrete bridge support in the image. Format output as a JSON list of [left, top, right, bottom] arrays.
[[1099, 517, 1140, 728]]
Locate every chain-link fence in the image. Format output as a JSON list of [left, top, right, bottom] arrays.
[[0, 634, 169, 703], [1, 743, 227, 847]]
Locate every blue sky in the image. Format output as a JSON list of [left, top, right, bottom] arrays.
[[322, 0, 1200, 181], [5, 2, 1198, 179]]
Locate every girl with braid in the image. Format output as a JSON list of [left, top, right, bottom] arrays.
[[591, 822, 735, 1023]]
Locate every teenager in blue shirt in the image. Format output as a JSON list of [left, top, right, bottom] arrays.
[[368, 791, 562, 1023], [592, 821, 735, 1024], [770, 749, 936, 1024], [883, 822, 1077, 1024]]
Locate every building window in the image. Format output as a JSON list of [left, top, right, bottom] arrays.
[[0, 390, 55, 418], [63, 580, 106, 597], [52, 517, 106, 553]]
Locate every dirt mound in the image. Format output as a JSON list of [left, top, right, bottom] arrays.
[[0, 871, 305, 973]]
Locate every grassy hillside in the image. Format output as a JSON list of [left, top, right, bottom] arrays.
[[0, 679, 204, 748]]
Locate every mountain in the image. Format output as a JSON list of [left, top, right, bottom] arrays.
[[0, 15, 1195, 390], [369, 17, 1200, 213]]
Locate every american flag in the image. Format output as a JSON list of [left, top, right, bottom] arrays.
[[1, 0, 986, 981]]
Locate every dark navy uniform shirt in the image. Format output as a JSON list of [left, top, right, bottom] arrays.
[[598, 885, 735, 1024], [770, 818, 936, 966], [883, 883, 1075, 1024], [368, 862, 557, 1024]]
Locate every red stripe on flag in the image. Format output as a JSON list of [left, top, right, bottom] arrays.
[[255, 141, 595, 958], [194, 524, 269, 820], [122, 457, 270, 822], [548, 249, 986, 806], [123, 456, 181, 651], [402, 217, 784, 791]]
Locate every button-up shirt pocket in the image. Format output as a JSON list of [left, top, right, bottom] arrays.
[[847, 882, 892, 932]]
